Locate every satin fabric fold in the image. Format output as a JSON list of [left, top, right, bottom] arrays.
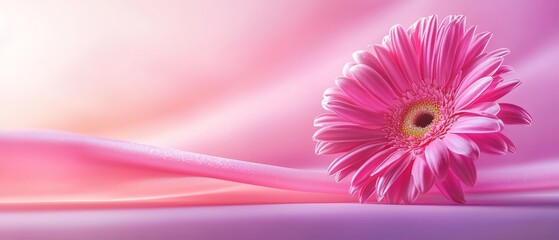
[[1, 131, 558, 208]]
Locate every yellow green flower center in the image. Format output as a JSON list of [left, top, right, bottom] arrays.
[[401, 100, 440, 137]]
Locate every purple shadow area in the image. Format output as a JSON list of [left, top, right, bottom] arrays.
[[0, 203, 558, 240]]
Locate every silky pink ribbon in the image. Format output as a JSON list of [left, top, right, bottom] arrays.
[[1, 130, 558, 208]]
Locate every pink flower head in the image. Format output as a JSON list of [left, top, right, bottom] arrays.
[[313, 15, 532, 204]]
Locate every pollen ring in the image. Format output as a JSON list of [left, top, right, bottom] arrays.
[[401, 100, 440, 137]]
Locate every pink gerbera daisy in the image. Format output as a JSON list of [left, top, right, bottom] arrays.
[[313, 15, 532, 204]]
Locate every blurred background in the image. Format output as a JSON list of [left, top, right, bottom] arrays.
[[0, 0, 556, 169]]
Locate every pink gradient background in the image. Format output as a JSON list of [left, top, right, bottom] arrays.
[[0, 0, 558, 239]]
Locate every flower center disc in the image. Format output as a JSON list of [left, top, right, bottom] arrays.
[[414, 113, 434, 128], [401, 101, 440, 138]]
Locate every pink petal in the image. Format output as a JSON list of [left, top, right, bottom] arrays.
[[387, 155, 417, 204], [400, 164, 419, 204], [434, 16, 463, 86], [313, 125, 385, 142], [322, 87, 346, 99], [335, 76, 388, 112], [352, 50, 390, 81], [449, 152, 477, 187], [443, 133, 479, 160], [351, 148, 396, 186], [342, 62, 356, 78], [501, 133, 517, 153], [448, 25, 476, 84], [420, 15, 438, 80], [373, 45, 408, 92], [424, 138, 450, 179], [404, 179, 419, 204], [463, 31, 492, 66], [457, 102, 500, 116], [435, 173, 466, 204], [407, 16, 425, 46], [389, 25, 420, 84], [313, 113, 346, 127], [357, 176, 378, 203], [484, 48, 511, 59], [455, 76, 493, 110], [327, 143, 383, 175], [334, 166, 356, 182], [352, 50, 377, 67], [322, 88, 353, 111], [459, 57, 502, 95], [315, 141, 365, 155], [498, 103, 533, 125], [467, 132, 515, 154], [464, 50, 509, 76], [495, 65, 515, 75], [411, 154, 435, 193], [349, 64, 399, 104], [371, 150, 410, 176], [322, 92, 356, 113], [476, 79, 521, 102], [382, 175, 404, 204], [325, 99, 385, 126], [449, 115, 502, 134], [376, 151, 413, 199]]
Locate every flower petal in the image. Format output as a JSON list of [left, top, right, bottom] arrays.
[[402, 175, 420, 204], [371, 150, 411, 176], [383, 175, 405, 204], [498, 103, 533, 125], [313, 125, 384, 142], [459, 57, 502, 95], [443, 133, 479, 160], [455, 76, 493, 110], [457, 102, 500, 116], [424, 138, 450, 179], [315, 141, 364, 155], [356, 176, 379, 203], [373, 45, 408, 92], [501, 133, 517, 153], [411, 154, 435, 193], [376, 151, 413, 199], [325, 99, 385, 126], [322, 88, 352, 111], [351, 148, 397, 186], [449, 115, 502, 134], [407, 16, 425, 48], [421, 15, 438, 80], [389, 25, 420, 84], [342, 62, 356, 78], [322, 87, 346, 99], [334, 166, 356, 182], [464, 31, 492, 66], [335, 76, 388, 112], [435, 173, 466, 204], [313, 113, 346, 127], [396, 158, 416, 204], [477, 79, 521, 103], [327, 143, 384, 175], [449, 152, 477, 187], [434, 16, 463, 86], [448, 25, 476, 84], [352, 50, 389, 80], [350, 64, 399, 104], [495, 65, 514, 75], [467, 132, 515, 154]]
